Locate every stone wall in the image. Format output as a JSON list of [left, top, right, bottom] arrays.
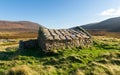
[[19, 39, 38, 50], [44, 38, 92, 52]]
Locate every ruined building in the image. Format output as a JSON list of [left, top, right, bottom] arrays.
[[19, 26, 93, 52]]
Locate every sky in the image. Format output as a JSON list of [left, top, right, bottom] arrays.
[[0, 0, 120, 29]]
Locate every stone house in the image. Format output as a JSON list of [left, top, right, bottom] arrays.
[[37, 26, 92, 52], [19, 26, 92, 52]]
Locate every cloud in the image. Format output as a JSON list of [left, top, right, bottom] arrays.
[[100, 8, 120, 16]]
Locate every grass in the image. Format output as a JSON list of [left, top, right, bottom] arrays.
[[88, 30, 120, 38], [0, 36, 120, 75], [0, 31, 38, 39]]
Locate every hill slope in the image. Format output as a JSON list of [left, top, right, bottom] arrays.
[[0, 21, 41, 32], [80, 17, 120, 37], [0, 21, 43, 38], [82, 17, 120, 32]]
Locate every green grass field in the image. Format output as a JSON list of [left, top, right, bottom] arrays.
[[0, 36, 120, 75]]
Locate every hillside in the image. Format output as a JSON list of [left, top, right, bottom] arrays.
[[80, 17, 120, 37], [0, 21, 41, 31], [82, 17, 120, 32], [0, 21, 43, 39]]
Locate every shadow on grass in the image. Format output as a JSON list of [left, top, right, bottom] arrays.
[[0, 47, 63, 61], [19, 48, 63, 58], [0, 51, 17, 60]]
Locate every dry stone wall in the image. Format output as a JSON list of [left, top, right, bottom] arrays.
[[19, 39, 38, 50]]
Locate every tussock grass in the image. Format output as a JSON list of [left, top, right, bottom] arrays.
[[0, 36, 120, 75], [6, 65, 38, 75]]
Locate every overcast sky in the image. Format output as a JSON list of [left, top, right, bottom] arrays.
[[0, 0, 120, 29]]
